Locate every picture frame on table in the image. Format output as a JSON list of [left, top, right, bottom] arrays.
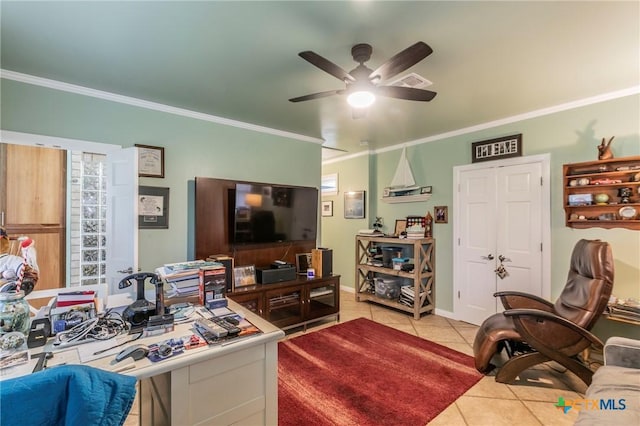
[[138, 186, 169, 229], [420, 186, 433, 194], [434, 206, 448, 224], [394, 219, 407, 236], [321, 200, 333, 217], [135, 144, 165, 178], [344, 191, 365, 219], [233, 265, 257, 289]]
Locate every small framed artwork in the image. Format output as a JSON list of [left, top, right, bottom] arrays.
[[344, 191, 365, 219], [135, 144, 165, 178], [434, 206, 448, 224], [420, 186, 432, 194], [295, 253, 312, 275], [233, 265, 257, 289], [321, 200, 333, 217], [394, 219, 407, 236], [138, 186, 169, 229]]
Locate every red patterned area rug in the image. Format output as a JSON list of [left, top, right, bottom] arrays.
[[278, 318, 482, 426]]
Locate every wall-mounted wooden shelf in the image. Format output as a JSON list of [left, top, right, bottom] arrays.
[[563, 156, 640, 230], [381, 194, 431, 204]]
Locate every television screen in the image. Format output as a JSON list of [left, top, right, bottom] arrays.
[[232, 183, 318, 244]]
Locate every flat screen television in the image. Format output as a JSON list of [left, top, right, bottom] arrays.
[[230, 182, 318, 244]]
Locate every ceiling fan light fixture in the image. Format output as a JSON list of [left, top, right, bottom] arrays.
[[347, 90, 375, 108]]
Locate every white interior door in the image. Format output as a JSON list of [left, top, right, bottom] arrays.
[[454, 155, 549, 325], [495, 163, 543, 297], [106, 147, 138, 295], [455, 168, 498, 325]]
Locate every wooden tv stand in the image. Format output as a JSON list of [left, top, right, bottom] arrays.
[[229, 275, 341, 330]]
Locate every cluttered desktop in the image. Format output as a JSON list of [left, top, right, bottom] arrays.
[[1, 266, 266, 379]]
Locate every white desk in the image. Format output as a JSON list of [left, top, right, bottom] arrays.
[[6, 299, 284, 426]]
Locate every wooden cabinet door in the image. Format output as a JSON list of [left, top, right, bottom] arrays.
[[1, 143, 66, 290]]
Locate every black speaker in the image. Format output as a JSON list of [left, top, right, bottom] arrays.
[[256, 266, 296, 284], [312, 248, 333, 277]]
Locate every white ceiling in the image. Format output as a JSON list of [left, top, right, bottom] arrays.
[[1, 1, 638, 160]]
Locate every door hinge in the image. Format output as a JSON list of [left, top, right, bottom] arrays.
[[458, 238, 461, 246], [458, 290, 460, 299], [540, 177, 543, 186], [540, 242, 543, 252]]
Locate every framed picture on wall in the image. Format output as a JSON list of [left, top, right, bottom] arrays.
[[138, 186, 169, 229], [321, 201, 333, 217], [344, 191, 365, 219], [135, 144, 165, 178], [434, 206, 448, 224]]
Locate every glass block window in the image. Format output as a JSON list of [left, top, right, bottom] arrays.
[[70, 152, 107, 287]]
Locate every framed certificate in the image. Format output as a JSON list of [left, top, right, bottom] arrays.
[[138, 186, 169, 229], [135, 144, 165, 178]]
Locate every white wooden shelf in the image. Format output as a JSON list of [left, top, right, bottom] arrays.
[[381, 194, 432, 204]]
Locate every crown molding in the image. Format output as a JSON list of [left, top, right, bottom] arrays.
[[330, 85, 640, 164], [0, 69, 325, 145]]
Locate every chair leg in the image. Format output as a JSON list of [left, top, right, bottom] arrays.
[[496, 349, 594, 386], [495, 352, 549, 383], [541, 351, 594, 387]]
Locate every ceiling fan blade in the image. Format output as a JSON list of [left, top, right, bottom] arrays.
[[299, 51, 356, 83], [376, 86, 437, 102], [289, 90, 342, 103], [322, 145, 348, 152], [369, 42, 433, 83]]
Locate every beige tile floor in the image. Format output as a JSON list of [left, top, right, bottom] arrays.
[[127, 290, 591, 425]]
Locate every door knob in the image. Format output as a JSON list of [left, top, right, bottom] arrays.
[[481, 254, 494, 260], [498, 255, 511, 262]]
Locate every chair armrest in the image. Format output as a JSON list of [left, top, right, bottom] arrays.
[[604, 337, 640, 369], [494, 291, 554, 311], [503, 308, 604, 349]]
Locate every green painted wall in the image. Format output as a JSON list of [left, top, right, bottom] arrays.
[[1, 79, 321, 271], [321, 155, 371, 287], [322, 94, 639, 338]]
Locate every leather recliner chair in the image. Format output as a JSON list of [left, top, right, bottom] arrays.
[[473, 239, 614, 386]]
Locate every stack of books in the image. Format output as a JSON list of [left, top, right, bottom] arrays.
[[608, 299, 640, 322], [405, 224, 426, 239], [399, 285, 431, 307], [156, 260, 223, 298]]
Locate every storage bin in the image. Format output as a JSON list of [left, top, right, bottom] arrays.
[[391, 257, 410, 270], [381, 247, 403, 268], [375, 278, 401, 300]]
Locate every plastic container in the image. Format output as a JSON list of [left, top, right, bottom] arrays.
[[375, 278, 401, 300], [0, 290, 31, 335], [381, 247, 403, 268], [392, 257, 410, 270]]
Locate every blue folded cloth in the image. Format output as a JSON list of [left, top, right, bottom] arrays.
[[0, 364, 137, 426]]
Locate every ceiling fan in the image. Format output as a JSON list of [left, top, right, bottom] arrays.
[[289, 42, 437, 107], [321, 145, 347, 152]]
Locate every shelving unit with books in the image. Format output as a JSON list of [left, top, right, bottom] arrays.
[[355, 235, 435, 320]]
